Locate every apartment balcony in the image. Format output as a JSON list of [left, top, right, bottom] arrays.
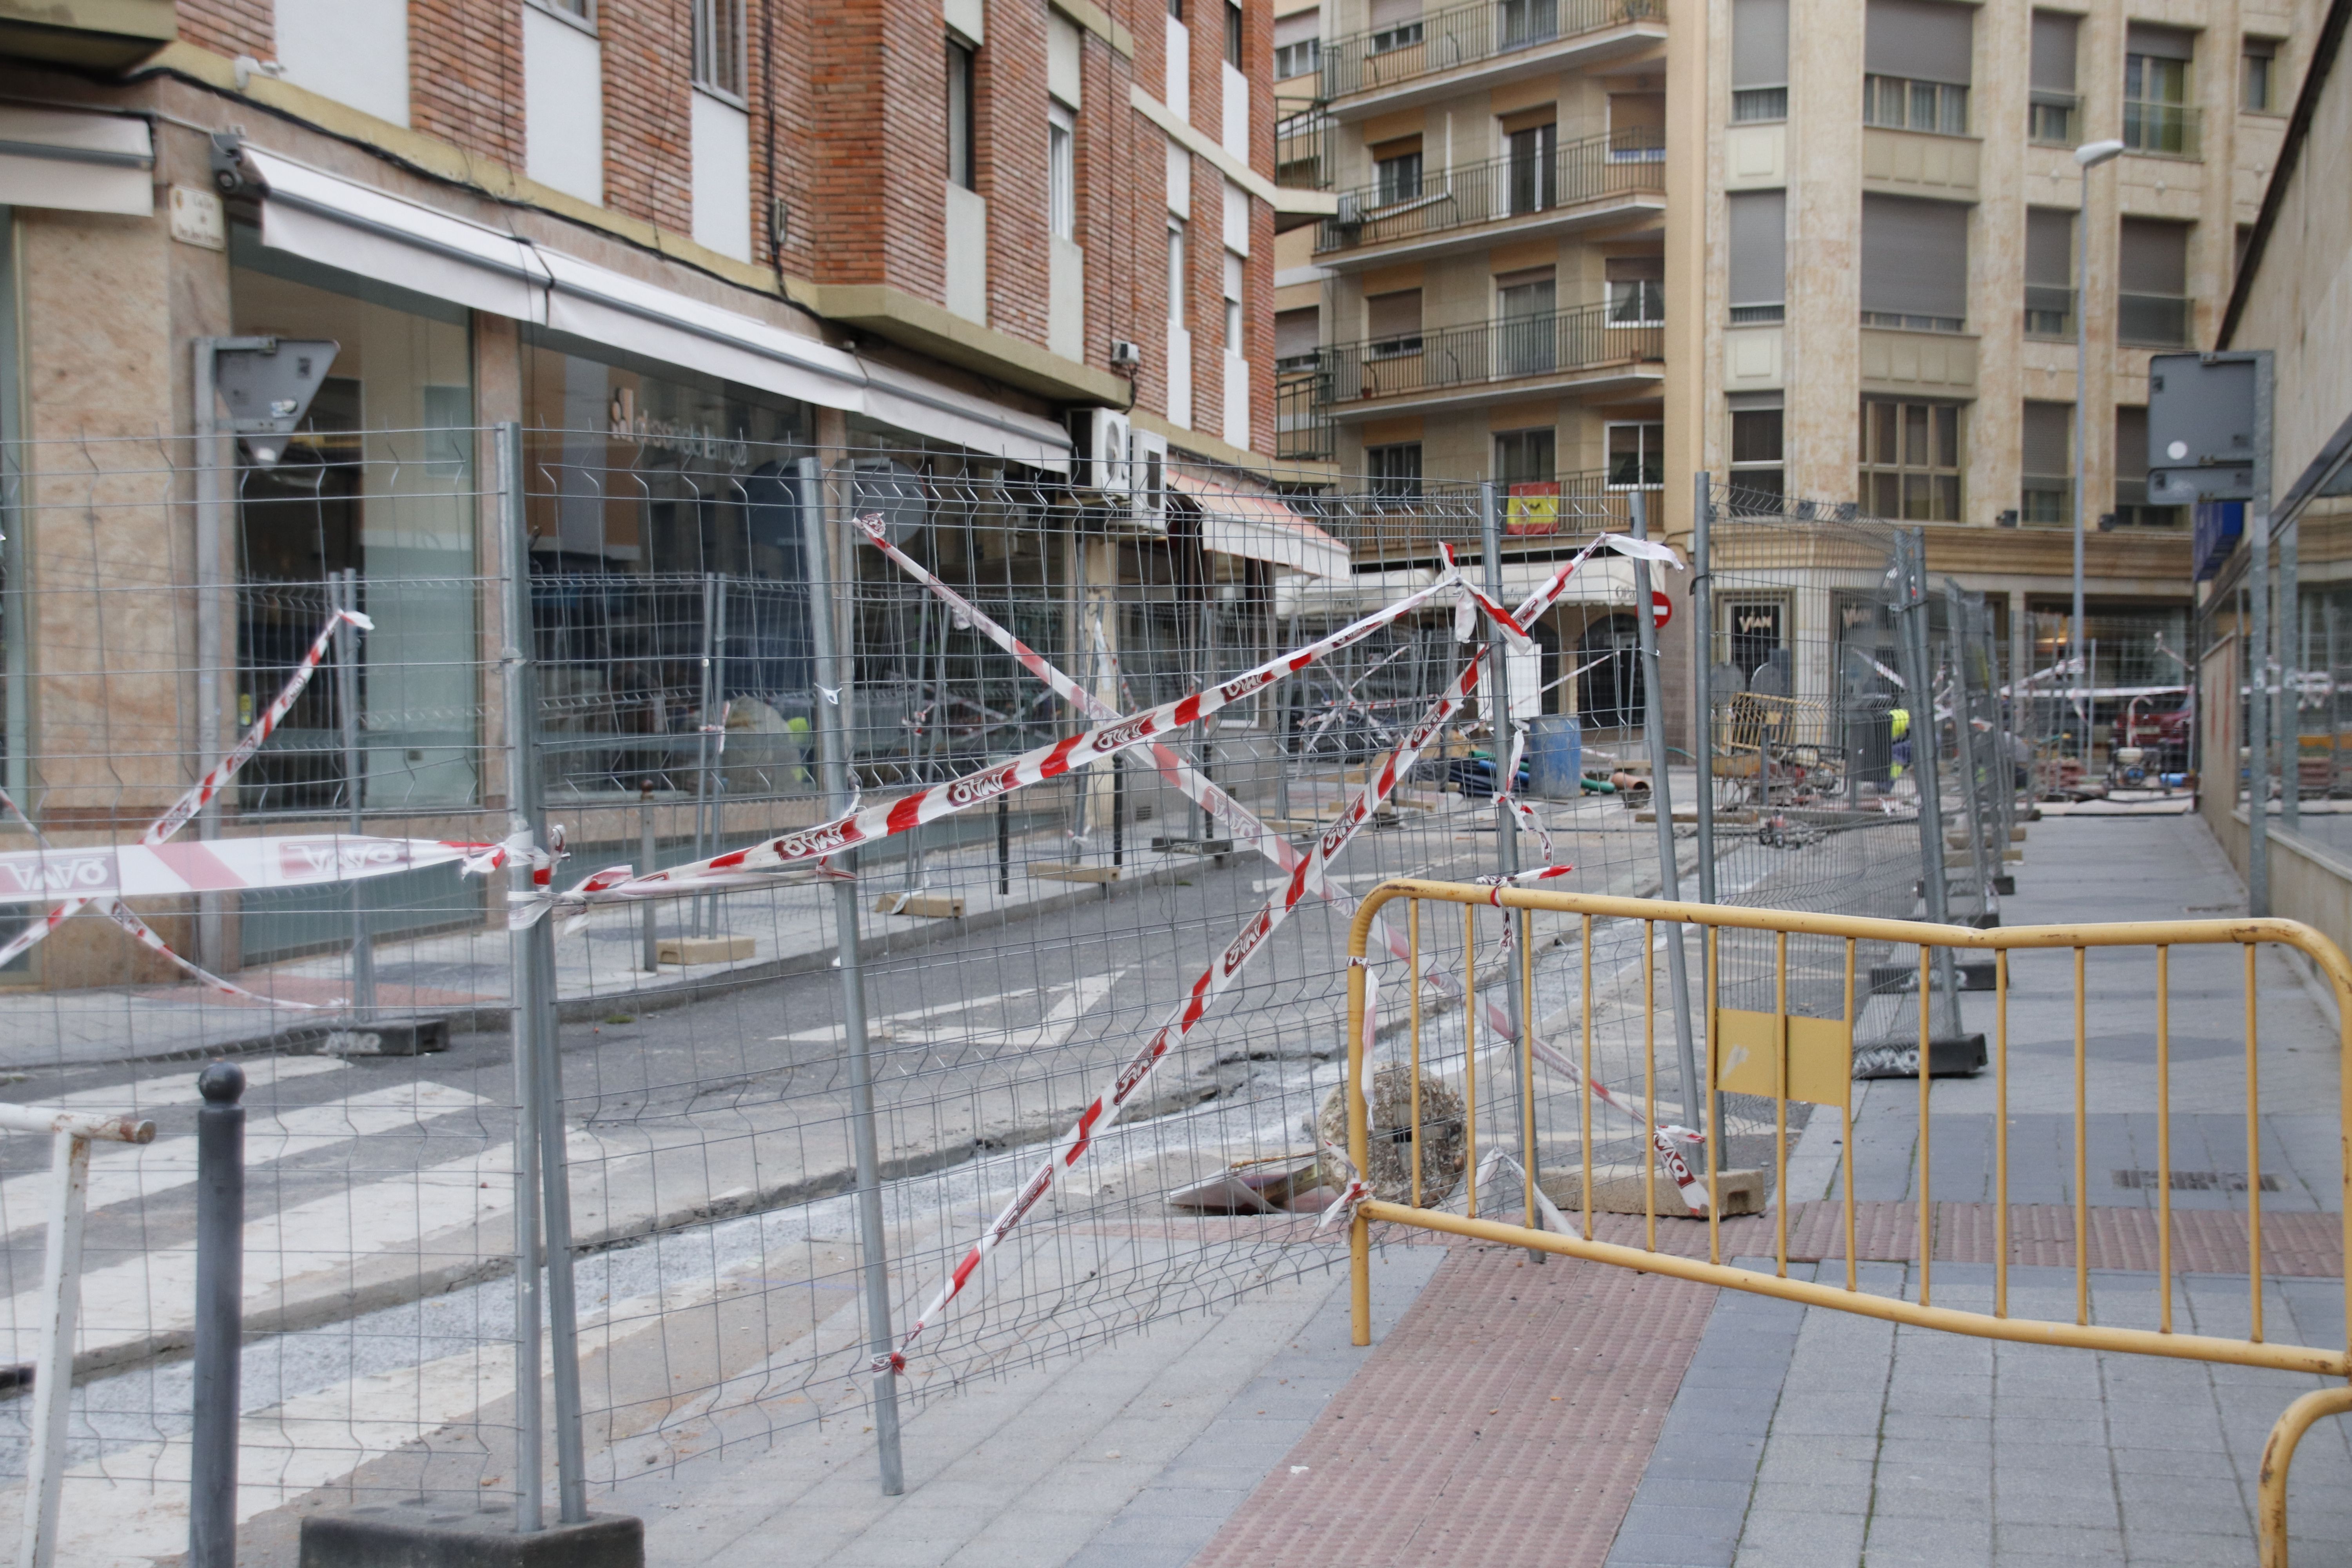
[[1315, 131, 1665, 268], [2123, 100, 2201, 160], [1276, 368, 1337, 461], [1276, 96, 1332, 191], [1317, 303, 1663, 419], [0, 0, 174, 66], [1319, 471, 1663, 563], [1320, 0, 1666, 120]]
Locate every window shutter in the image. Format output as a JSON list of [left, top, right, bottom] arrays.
[[1605, 255, 1665, 281], [2115, 406, 2152, 483], [2025, 208, 2074, 286], [1367, 289, 1421, 338], [1276, 308, 1319, 359], [1727, 189, 1787, 308], [2022, 402, 2071, 476], [2030, 11, 2078, 91], [2126, 22, 2195, 59], [2118, 218, 2189, 294], [1865, 0, 1975, 83], [1860, 194, 1969, 319], [1274, 8, 1319, 49], [1370, 0, 1420, 29], [1732, 0, 1790, 88]]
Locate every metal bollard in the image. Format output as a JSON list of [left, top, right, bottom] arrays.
[[189, 1062, 245, 1568]]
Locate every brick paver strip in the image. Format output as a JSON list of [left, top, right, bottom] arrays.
[[1579, 1201, 2340, 1276], [1190, 1243, 1716, 1568]]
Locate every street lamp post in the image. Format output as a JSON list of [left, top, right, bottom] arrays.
[[2071, 138, 2125, 771]]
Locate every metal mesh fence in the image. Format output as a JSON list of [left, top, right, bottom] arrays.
[[0, 429, 1966, 1547]]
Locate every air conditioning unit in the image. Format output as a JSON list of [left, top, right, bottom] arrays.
[[1071, 407, 1132, 495], [1126, 427, 1171, 537]]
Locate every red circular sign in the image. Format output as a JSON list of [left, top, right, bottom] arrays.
[[1650, 590, 1673, 630]]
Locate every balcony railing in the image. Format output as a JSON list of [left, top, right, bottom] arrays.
[[1317, 303, 1662, 407], [2118, 291, 2194, 347], [1276, 97, 1332, 191], [2024, 283, 2074, 338], [2123, 99, 2201, 158], [1316, 129, 1665, 254], [1276, 370, 1336, 461], [1321, 0, 1664, 100], [1319, 470, 1662, 560]]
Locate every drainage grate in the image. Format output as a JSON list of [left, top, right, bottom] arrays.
[[2112, 1169, 2282, 1192]]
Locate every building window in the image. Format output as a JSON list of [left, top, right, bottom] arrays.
[[2024, 207, 2074, 337], [1168, 0, 1181, 16], [1368, 442, 1423, 503], [1729, 403, 1784, 513], [1506, 120, 1559, 212], [1049, 103, 1076, 240], [1374, 142, 1423, 204], [2125, 25, 2198, 157], [1495, 268, 1556, 376], [1275, 306, 1320, 372], [1727, 189, 1786, 324], [1606, 421, 1663, 489], [1225, 0, 1245, 67], [1274, 36, 1320, 79], [1223, 249, 1244, 352], [2117, 217, 2192, 347], [2243, 38, 2278, 111], [1731, 0, 1789, 120], [1860, 193, 1967, 332], [693, 0, 746, 100], [1863, 0, 1973, 132], [1370, 17, 1424, 53], [946, 38, 977, 190], [1167, 219, 1187, 325], [1606, 256, 1665, 326], [2029, 10, 2078, 142], [2114, 405, 2183, 526], [1365, 288, 1422, 358], [1498, 0, 1561, 49], [1858, 399, 1961, 521], [540, 0, 591, 17], [1496, 427, 1556, 487], [2021, 400, 2071, 524]]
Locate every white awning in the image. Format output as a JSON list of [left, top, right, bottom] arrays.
[[1171, 471, 1350, 580], [1274, 555, 1635, 619], [244, 148, 1071, 471], [0, 107, 152, 217]]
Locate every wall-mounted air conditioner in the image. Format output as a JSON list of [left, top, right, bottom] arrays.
[[1071, 407, 1132, 495], [1126, 427, 1170, 537]]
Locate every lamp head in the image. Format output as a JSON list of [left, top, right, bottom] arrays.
[[2074, 139, 2126, 169]]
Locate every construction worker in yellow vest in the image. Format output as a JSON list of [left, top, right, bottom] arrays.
[[1889, 706, 1911, 781]]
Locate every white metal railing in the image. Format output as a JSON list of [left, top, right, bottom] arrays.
[[4, 1103, 156, 1568]]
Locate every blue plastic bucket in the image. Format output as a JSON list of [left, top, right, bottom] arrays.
[[1526, 714, 1583, 800]]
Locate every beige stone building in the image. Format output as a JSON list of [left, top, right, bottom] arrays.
[[1278, 0, 2308, 722]]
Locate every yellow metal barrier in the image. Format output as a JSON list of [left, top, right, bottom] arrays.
[[1343, 881, 2352, 1568]]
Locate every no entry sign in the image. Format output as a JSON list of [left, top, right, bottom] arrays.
[[1650, 590, 1672, 630]]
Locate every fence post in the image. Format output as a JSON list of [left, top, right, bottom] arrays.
[[498, 421, 546, 1534], [1943, 581, 1995, 919], [797, 456, 906, 1496], [334, 569, 375, 1022], [1632, 494, 1704, 1163], [640, 781, 659, 972], [1692, 473, 1716, 909], [1478, 482, 1540, 1245], [1894, 532, 1964, 1040], [189, 1063, 245, 1568], [19, 1129, 88, 1568]]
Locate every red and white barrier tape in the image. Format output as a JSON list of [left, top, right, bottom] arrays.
[[0, 608, 371, 973], [885, 620, 1501, 1367], [520, 559, 1465, 923]]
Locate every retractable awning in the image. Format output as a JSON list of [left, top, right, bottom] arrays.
[[243, 148, 1072, 471], [1273, 555, 1638, 619], [0, 106, 152, 216], [1170, 471, 1350, 581]]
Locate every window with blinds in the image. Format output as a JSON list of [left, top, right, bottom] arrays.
[[2024, 207, 2074, 336], [1861, 194, 1968, 331], [1732, 0, 1789, 120], [1864, 0, 1973, 132], [694, 0, 746, 100], [1728, 189, 1786, 323], [1606, 255, 1664, 325], [2126, 24, 2198, 156], [2021, 400, 2071, 523], [1366, 289, 1422, 357], [2029, 11, 2078, 142], [2117, 218, 2192, 346], [2113, 405, 2182, 525]]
